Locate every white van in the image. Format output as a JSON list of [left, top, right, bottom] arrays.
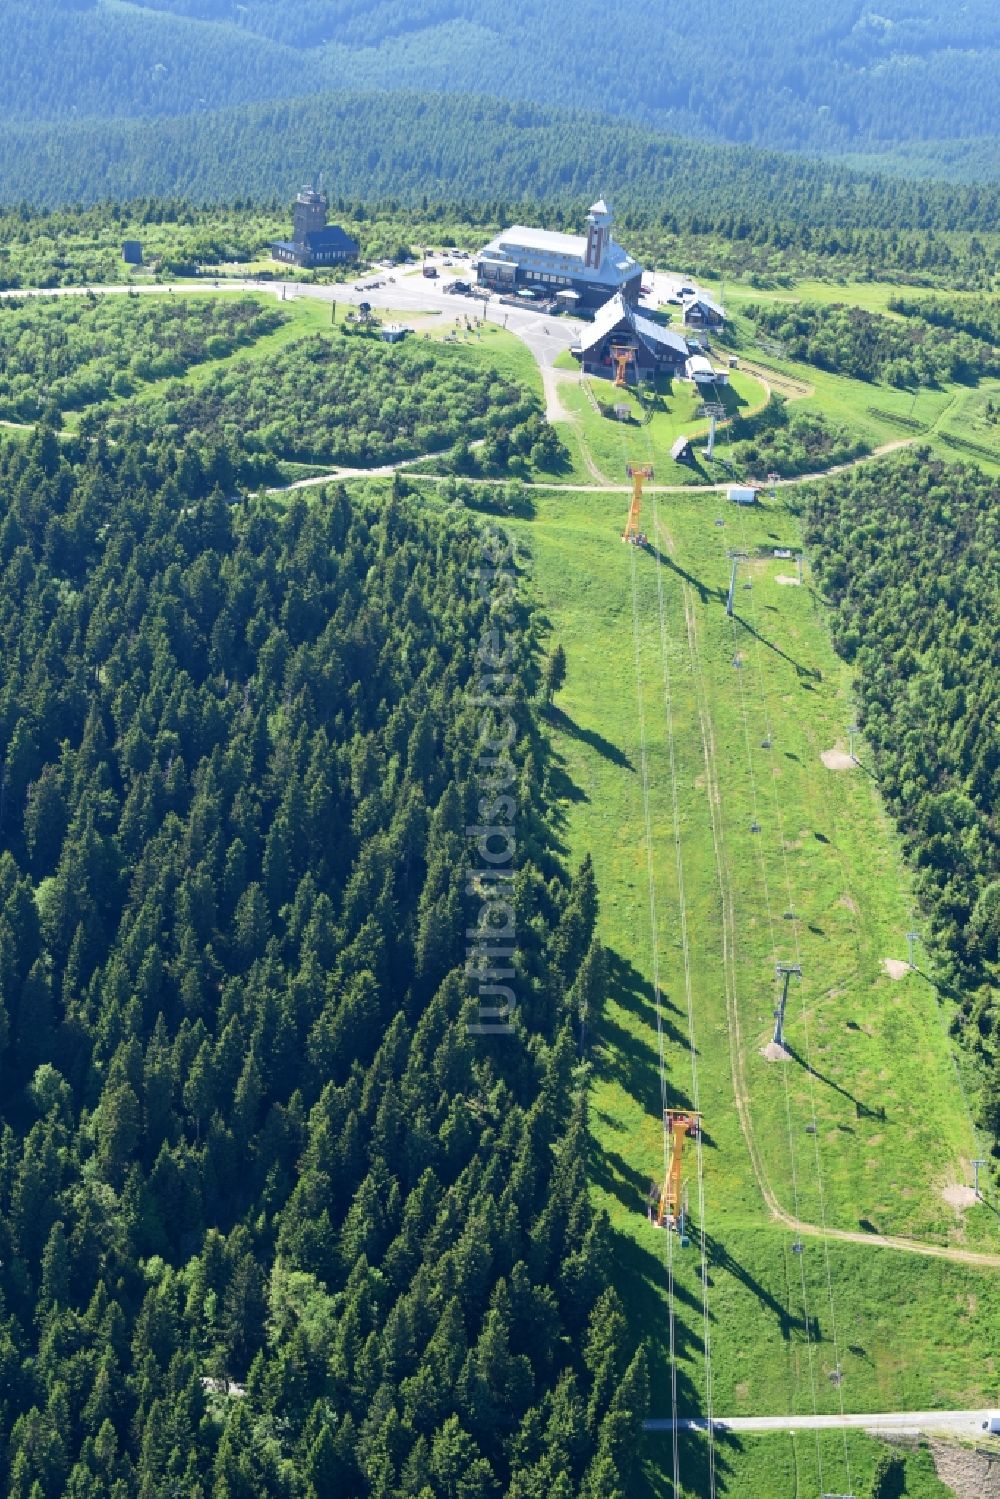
[[982, 1412, 1000, 1434]]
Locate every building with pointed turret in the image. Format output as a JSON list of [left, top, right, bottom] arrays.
[[271, 182, 359, 270], [474, 199, 641, 310]]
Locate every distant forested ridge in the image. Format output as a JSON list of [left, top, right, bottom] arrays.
[[7, 0, 1000, 160], [0, 427, 641, 1493], [802, 452, 1000, 1115], [2, 91, 998, 237]]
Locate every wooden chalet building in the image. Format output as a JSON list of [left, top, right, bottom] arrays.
[[682, 293, 725, 329], [572, 294, 689, 381], [272, 184, 359, 270], [475, 200, 641, 310]]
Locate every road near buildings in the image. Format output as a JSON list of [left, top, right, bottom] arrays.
[[0, 269, 584, 374]]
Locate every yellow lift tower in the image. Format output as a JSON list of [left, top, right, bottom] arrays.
[[623, 462, 653, 547], [650, 1109, 701, 1233]]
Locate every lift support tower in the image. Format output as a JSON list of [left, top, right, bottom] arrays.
[[773, 963, 802, 1049], [652, 1110, 701, 1232], [623, 463, 653, 546], [610, 344, 635, 388]]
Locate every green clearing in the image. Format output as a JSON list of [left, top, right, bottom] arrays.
[[483, 479, 1000, 1494], [551, 369, 766, 487], [707, 300, 1000, 474], [706, 277, 995, 317], [674, 1431, 953, 1499]]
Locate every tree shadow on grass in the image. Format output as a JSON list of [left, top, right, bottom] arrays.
[[609, 1224, 707, 1408], [545, 749, 589, 807], [548, 704, 634, 769], [672, 1427, 741, 1496]]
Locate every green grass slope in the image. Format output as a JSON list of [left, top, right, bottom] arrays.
[[484, 479, 1000, 1492]]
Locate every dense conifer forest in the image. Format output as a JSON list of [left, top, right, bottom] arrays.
[[0, 427, 643, 1495], [7, 0, 999, 159], [744, 300, 1000, 387], [2, 91, 999, 238], [801, 452, 1000, 1082]]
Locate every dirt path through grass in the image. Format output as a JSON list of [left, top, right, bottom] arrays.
[[659, 510, 1000, 1275]]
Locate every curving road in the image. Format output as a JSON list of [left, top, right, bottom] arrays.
[[2, 274, 920, 492]]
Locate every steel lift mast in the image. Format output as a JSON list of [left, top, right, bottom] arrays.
[[623, 462, 654, 546], [653, 1110, 701, 1230]]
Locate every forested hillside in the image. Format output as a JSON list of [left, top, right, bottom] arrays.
[[2, 91, 998, 238], [801, 452, 1000, 1112], [0, 294, 285, 421], [97, 327, 542, 474], [745, 300, 1000, 386], [7, 0, 999, 158], [0, 426, 642, 1494]]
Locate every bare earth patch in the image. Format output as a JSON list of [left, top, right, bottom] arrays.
[[775, 573, 800, 586], [941, 1183, 978, 1211], [761, 1041, 791, 1062], [821, 747, 855, 770], [882, 958, 910, 980]]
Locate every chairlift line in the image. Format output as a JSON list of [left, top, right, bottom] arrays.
[[626, 539, 681, 1497], [650, 480, 718, 1497], [720, 454, 827, 1484], [727, 471, 855, 1497]]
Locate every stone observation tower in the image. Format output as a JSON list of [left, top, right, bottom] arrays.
[[584, 199, 613, 271], [292, 183, 328, 245]]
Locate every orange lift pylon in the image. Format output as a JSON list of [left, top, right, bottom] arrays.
[[652, 1110, 701, 1230], [623, 462, 653, 546], [610, 343, 635, 388]]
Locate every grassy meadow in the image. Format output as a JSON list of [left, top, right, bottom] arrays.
[[489, 479, 1000, 1494]]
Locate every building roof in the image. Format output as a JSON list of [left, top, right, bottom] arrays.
[[687, 354, 715, 375], [303, 225, 359, 251], [479, 223, 641, 288], [633, 310, 689, 358], [495, 225, 589, 257], [577, 294, 689, 360], [686, 293, 725, 319], [588, 199, 611, 216], [671, 435, 692, 458]]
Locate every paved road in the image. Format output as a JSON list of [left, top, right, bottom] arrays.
[[645, 1410, 996, 1437], [0, 270, 583, 374]]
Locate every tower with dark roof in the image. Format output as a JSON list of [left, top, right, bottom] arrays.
[[584, 200, 613, 271], [292, 184, 328, 248]]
